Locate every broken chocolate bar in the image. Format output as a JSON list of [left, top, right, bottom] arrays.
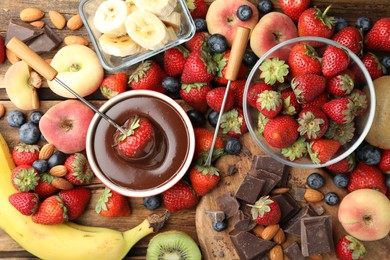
[[5, 19, 44, 45], [251, 155, 290, 187], [273, 193, 301, 225], [284, 242, 305, 260], [204, 210, 225, 223], [216, 192, 240, 219], [248, 169, 281, 196], [28, 26, 62, 54], [283, 205, 316, 236], [235, 174, 266, 204]]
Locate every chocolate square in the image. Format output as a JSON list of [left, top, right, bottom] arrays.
[[216, 192, 240, 219], [235, 174, 266, 204], [28, 26, 62, 54], [252, 155, 290, 187], [284, 242, 305, 260], [5, 19, 44, 45], [248, 169, 281, 196], [273, 193, 301, 225], [283, 205, 316, 236], [229, 230, 275, 260]]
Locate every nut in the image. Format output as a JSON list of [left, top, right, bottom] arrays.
[[6, 48, 20, 64], [304, 188, 324, 203], [49, 165, 68, 177], [64, 35, 88, 46], [271, 187, 290, 195], [261, 224, 279, 241], [252, 224, 265, 237], [308, 254, 323, 260], [67, 14, 83, 30], [272, 228, 285, 245], [52, 178, 73, 190], [39, 143, 55, 160], [0, 104, 5, 119], [30, 21, 45, 28], [20, 7, 45, 22], [269, 245, 283, 260], [49, 10, 66, 29]]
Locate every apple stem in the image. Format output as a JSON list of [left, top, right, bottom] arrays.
[[70, 64, 81, 72]]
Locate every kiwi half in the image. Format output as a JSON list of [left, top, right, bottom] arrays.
[[146, 230, 202, 260]]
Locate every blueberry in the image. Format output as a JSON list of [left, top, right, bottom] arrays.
[[7, 110, 26, 128], [225, 137, 242, 155], [381, 56, 390, 72], [242, 50, 259, 67], [187, 109, 206, 127], [207, 34, 228, 54], [386, 174, 390, 190], [143, 195, 162, 210], [324, 192, 339, 205], [257, 0, 273, 14], [356, 141, 381, 165], [47, 151, 67, 169], [306, 172, 325, 189], [333, 173, 350, 188], [335, 17, 349, 32], [237, 5, 253, 21], [194, 18, 207, 32], [212, 219, 228, 232], [19, 122, 41, 144], [32, 160, 48, 174], [356, 17, 372, 33], [162, 76, 181, 93], [29, 111, 43, 124], [208, 110, 219, 128]]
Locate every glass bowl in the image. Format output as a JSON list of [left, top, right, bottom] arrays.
[[243, 36, 375, 168], [79, 0, 195, 72]]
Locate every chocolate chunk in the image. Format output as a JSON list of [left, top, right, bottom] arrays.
[[229, 230, 275, 260], [291, 187, 306, 202], [234, 218, 257, 232], [283, 205, 316, 236], [204, 210, 225, 223], [248, 169, 281, 196], [216, 192, 240, 219], [284, 242, 305, 260], [273, 193, 301, 225], [226, 164, 238, 176], [5, 19, 44, 45], [252, 155, 289, 187], [28, 26, 61, 54], [235, 174, 266, 204], [300, 215, 335, 257], [313, 205, 325, 216]]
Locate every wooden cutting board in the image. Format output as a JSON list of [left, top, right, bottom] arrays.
[[195, 133, 390, 260]]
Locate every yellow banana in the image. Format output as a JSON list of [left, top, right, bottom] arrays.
[[0, 133, 168, 260]]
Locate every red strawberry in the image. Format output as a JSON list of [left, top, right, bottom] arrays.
[[11, 165, 40, 192], [301, 90, 329, 110], [347, 89, 368, 117], [297, 107, 329, 140], [347, 161, 387, 194], [247, 83, 273, 108], [263, 115, 299, 148], [114, 115, 155, 160], [64, 153, 94, 186], [321, 45, 350, 77], [32, 195, 68, 225], [206, 86, 235, 112], [128, 60, 166, 93], [163, 46, 190, 77], [364, 18, 390, 51], [8, 192, 39, 215], [332, 26, 363, 55], [214, 50, 248, 85], [249, 196, 281, 226], [281, 89, 301, 115], [194, 127, 224, 161], [325, 120, 356, 146], [230, 79, 246, 107], [220, 107, 248, 137], [189, 165, 220, 196], [34, 173, 58, 199], [181, 49, 217, 83], [378, 149, 390, 173], [335, 235, 366, 260], [322, 97, 355, 124], [279, 0, 311, 23], [100, 72, 127, 99], [360, 52, 386, 80], [184, 32, 209, 52], [95, 187, 131, 217], [259, 57, 290, 85], [186, 0, 208, 19], [255, 90, 283, 118], [59, 188, 91, 220], [12, 144, 39, 166], [281, 137, 308, 161], [325, 148, 356, 173], [288, 42, 321, 78], [291, 74, 326, 103], [326, 72, 355, 97], [163, 180, 199, 212], [308, 139, 340, 164], [179, 82, 211, 112], [298, 6, 336, 41], [0, 35, 5, 64]]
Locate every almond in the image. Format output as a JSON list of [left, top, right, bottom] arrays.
[[49, 10, 66, 29], [270, 187, 290, 195], [6, 48, 20, 64], [30, 21, 45, 28], [304, 188, 324, 203], [269, 245, 283, 260], [52, 178, 73, 190], [20, 8, 45, 22], [39, 143, 55, 160], [64, 35, 88, 46], [261, 224, 279, 241], [67, 14, 83, 30], [252, 224, 265, 237], [272, 228, 285, 245], [49, 165, 68, 177], [308, 254, 323, 260], [0, 104, 5, 119]]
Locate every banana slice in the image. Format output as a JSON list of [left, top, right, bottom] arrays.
[[99, 33, 145, 57], [94, 0, 130, 36], [160, 11, 181, 30], [132, 0, 177, 17], [125, 9, 169, 50], [125, 0, 139, 13]]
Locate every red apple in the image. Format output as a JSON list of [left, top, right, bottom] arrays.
[[338, 188, 390, 241]]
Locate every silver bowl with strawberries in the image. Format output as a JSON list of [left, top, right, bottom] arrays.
[[243, 36, 375, 168]]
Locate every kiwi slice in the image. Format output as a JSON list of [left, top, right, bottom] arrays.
[[146, 230, 202, 260]]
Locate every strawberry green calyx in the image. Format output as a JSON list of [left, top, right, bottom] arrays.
[[56, 195, 69, 222], [181, 82, 208, 93], [117, 116, 141, 142], [313, 5, 337, 29], [337, 74, 355, 94], [200, 47, 218, 76], [257, 113, 269, 135], [282, 95, 297, 115], [257, 90, 283, 111], [128, 61, 151, 83], [213, 52, 228, 78], [248, 195, 274, 219], [14, 144, 39, 153], [281, 137, 308, 161], [259, 58, 289, 85], [304, 43, 320, 60], [221, 109, 242, 135], [345, 235, 367, 259], [100, 87, 118, 99], [307, 141, 321, 165], [325, 121, 355, 145], [347, 90, 368, 116], [195, 165, 220, 176], [298, 111, 325, 139], [69, 153, 94, 184], [13, 168, 39, 192], [197, 148, 225, 165], [95, 187, 113, 214], [185, 0, 196, 10]]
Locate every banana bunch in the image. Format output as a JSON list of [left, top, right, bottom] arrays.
[[0, 133, 169, 260], [94, 0, 180, 56]]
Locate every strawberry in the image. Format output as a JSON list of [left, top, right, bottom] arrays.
[[34, 173, 58, 199], [247, 82, 273, 108], [347, 161, 387, 194], [59, 188, 91, 220], [297, 107, 329, 140], [360, 52, 386, 80], [189, 165, 220, 196], [32, 195, 68, 225], [12, 144, 39, 166], [9, 192, 39, 215], [279, 0, 310, 23], [325, 149, 355, 174], [259, 57, 289, 85], [179, 82, 211, 112], [64, 153, 94, 186], [288, 42, 321, 78], [114, 115, 155, 160], [346, 89, 368, 117], [301, 91, 329, 110], [308, 139, 340, 164], [332, 26, 363, 55], [194, 127, 224, 161], [281, 137, 308, 161], [0, 35, 4, 64], [100, 72, 127, 99], [11, 165, 40, 192], [326, 72, 355, 97], [263, 115, 299, 148], [214, 50, 248, 85], [230, 79, 246, 107], [255, 90, 283, 118], [364, 18, 390, 51], [322, 97, 355, 124], [324, 120, 355, 146], [128, 60, 166, 93], [181, 49, 217, 83], [162, 180, 199, 212], [298, 6, 336, 41], [335, 235, 366, 260], [281, 89, 301, 115], [206, 86, 235, 112], [186, 0, 208, 19], [378, 149, 390, 173], [291, 74, 326, 104], [321, 45, 350, 77], [184, 32, 209, 52], [220, 107, 248, 137], [95, 187, 131, 217], [163, 46, 190, 77], [249, 196, 281, 226]]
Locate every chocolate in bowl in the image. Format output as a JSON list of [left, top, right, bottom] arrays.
[[86, 90, 195, 197]]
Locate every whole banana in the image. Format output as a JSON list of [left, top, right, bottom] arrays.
[[0, 133, 169, 260]]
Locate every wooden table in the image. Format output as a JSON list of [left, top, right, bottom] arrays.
[[0, 0, 389, 259]]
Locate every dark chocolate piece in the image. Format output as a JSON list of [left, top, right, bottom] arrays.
[[216, 192, 240, 219], [291, 187, 306, 202], [5, 19, 44, 44], [234, 218, 257, 232], [235, 174, 266, 204], [284, 242, 305, 260], [28, 26, 61, 54], [226, 164, 238, 176], [273, 193, 301, 225], [283, 205, 316, 236], [252, 155, 289, 187], [204, 210, 225, 223], [248, 169, 281, 196], [229, 230, 275, 260], [301, 215, 335, 257], [313, 205, 325, 216]]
